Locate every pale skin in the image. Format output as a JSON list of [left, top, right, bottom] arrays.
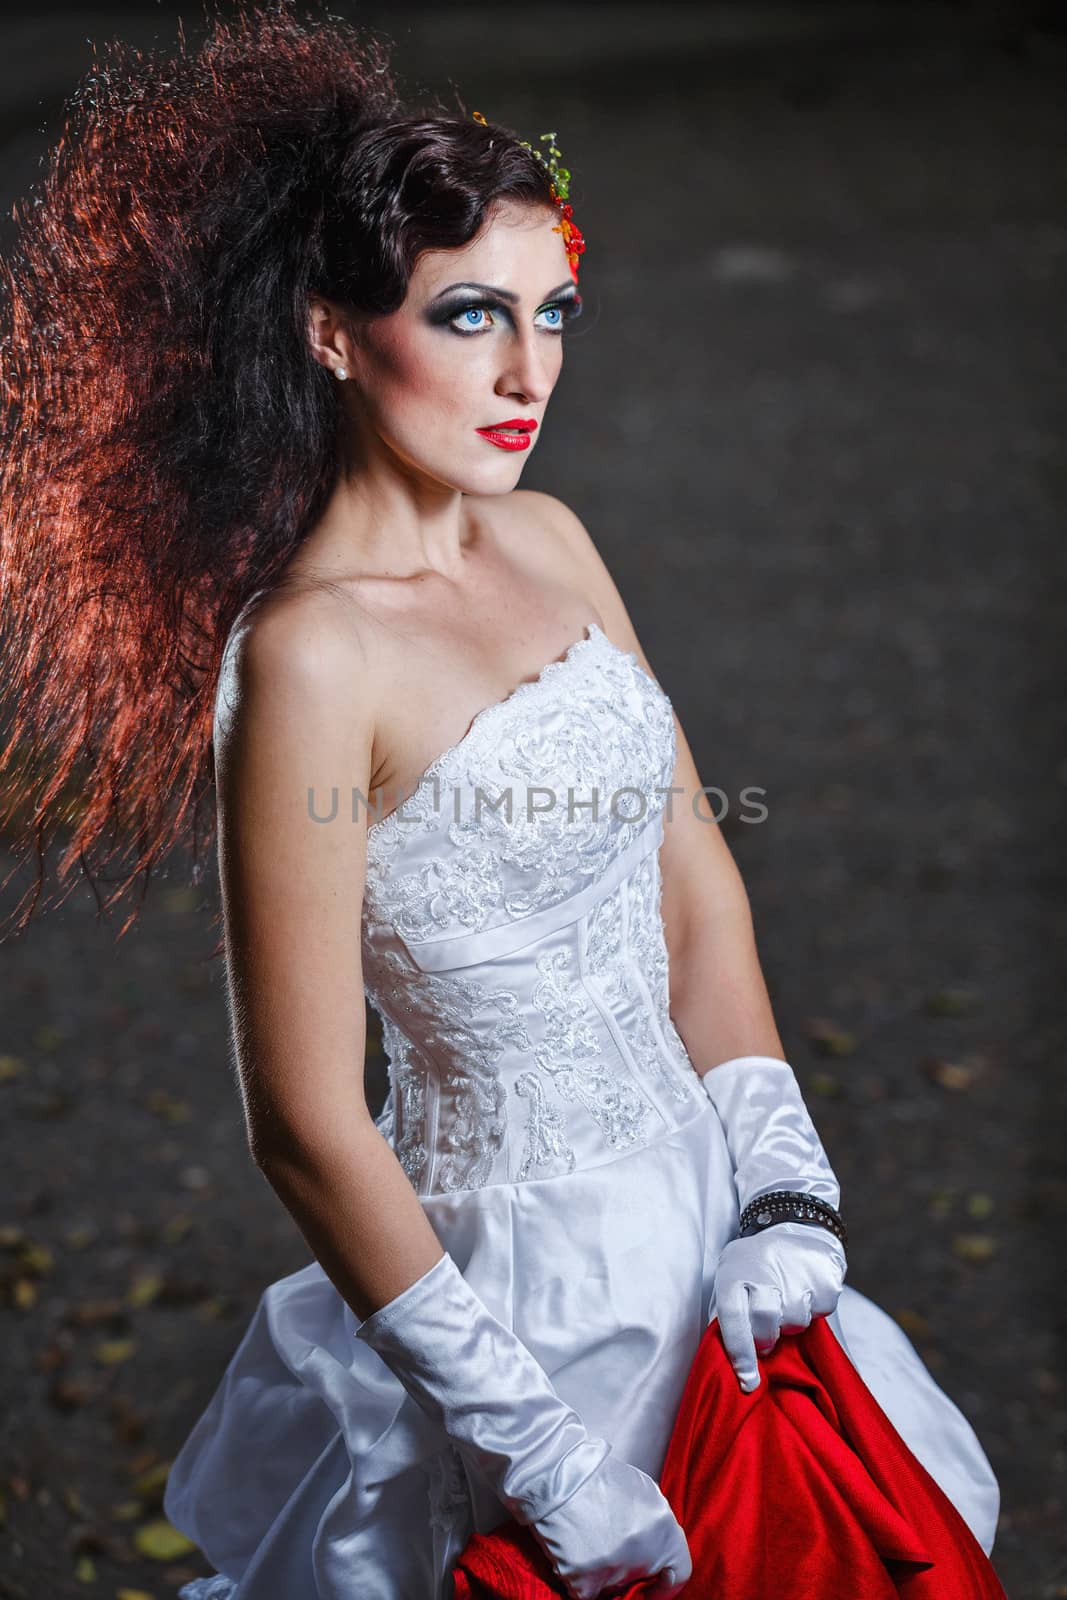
[[216, 196, 784, 1324]]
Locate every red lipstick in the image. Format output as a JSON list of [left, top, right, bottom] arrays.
[[475, 417, 538, 452]]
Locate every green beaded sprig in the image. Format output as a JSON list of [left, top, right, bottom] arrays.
[[517, 131, 571, 203]]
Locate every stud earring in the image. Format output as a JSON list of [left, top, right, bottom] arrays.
[[335, 366, 348, 381]]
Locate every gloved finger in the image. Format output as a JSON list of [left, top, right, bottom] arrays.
[[649, 1566, 687, 1598], [780, 1286, 814, 1337], [715, 1278, 761, 1391], [747, 1282, 784, 1355]]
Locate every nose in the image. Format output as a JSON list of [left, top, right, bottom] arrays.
[[495, 327, 556, 407]]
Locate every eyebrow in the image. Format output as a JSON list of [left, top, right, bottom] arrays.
[[429, 280, 579, 305]]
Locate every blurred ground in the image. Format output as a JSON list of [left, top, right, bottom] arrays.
[[1, 3, 1065, 1596]]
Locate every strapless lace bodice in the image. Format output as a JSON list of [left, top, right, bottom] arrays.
[[360, 622, 705, 1198]]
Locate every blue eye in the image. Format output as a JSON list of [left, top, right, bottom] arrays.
[[444, 300, 576, 337], [455, 307, 491, 332], [449, 306, 495, 334]]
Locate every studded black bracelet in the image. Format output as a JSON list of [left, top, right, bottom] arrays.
[[738, 1188, 848, 1247]]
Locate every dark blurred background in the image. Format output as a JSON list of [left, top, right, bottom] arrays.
[[1, 2, 1065, 1595]]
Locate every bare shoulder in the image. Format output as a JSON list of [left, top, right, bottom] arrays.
[[504, 489, 655, 670], [504, 488, 599, 568], [231, 584, 376, 693], [214, 584, 379, 789]]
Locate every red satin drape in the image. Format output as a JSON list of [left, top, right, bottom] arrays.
[[453, 1314, 1007, 1599]]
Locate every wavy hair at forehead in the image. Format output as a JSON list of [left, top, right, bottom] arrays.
[[0, 0, 559, 942]]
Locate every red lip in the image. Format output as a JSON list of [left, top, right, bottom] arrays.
[[475, 417, 538, 453]]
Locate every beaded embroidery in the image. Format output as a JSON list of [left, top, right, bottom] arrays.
[[530, 947, 653, 1149], [514, 1069, 577, 1181], [362, 625, 675, 942]]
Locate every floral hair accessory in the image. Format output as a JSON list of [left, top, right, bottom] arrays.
[[472, 112, 587, 283]]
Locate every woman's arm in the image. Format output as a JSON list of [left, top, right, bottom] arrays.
[[529, 492, 785, 1074], [214, 593, 444, 1319], [534, 494, 846, 1391]]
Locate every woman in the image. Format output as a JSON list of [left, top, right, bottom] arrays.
[[0, 5, 1000, 1598]]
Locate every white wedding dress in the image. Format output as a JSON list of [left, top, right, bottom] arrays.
[[164, 620, 1000, 1599]]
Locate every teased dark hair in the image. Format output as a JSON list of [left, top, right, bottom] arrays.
[[0, 0, 560, 942]]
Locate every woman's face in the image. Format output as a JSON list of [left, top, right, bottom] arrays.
[[338, 197, 582, 493]]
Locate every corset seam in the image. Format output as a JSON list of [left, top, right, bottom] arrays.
[[623, 928, 698, 1103], [576, 909, 670, 1134], [423, 1060, 442, 1195]]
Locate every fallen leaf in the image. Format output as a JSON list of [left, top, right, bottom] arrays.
[[72, 1526, 115, 1556], [951, 1233, 999, 1264], [126, 1273, 164, 1309], [154, 1273, 213, 1307], [926, 1187, 957, 1219], [160, 1214, 194, 1245], [110, 1395, 149, 1445], [93, 1338, 138, 1367], [17, 1239, 54, 1276], [20, 1089, 75, 1119], [74, 1555, 96, 1582], [67, 1299, 129, 1329], [920, 1055, 979, 1091], [924, 987, 980, 1017], [803, 1017, 858, 1057], [965, 1191, 995, 1219], [48, 1378, 96, 1412], [129, 1462, 171, 1508], [133, 1519, 197, 1561], [0, 1055, 25, 1083], [892, 1308, 932, 1340], [65, 1225, 100, 1250], [12, 1278, 38, 1310], [33, 1337, 70, 1376], [62, 1485, 89, 1519], [808, 1071, 842, 1098], [195, 1295, 235, 1321]]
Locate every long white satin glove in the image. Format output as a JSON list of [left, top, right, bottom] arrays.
[[702, 1054, 848, 1392], [356, 1250, 691, 1600]]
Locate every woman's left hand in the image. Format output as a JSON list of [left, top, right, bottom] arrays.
[[711, 1221, 847, 1393]]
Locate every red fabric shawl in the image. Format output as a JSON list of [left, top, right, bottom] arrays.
[[452, 1313, 1007, 1599]]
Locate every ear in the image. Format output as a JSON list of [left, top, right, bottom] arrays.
[[306, 295, 356, 377]]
